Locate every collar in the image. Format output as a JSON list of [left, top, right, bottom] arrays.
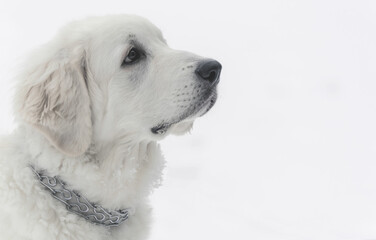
[[30, 165, 130, 227]]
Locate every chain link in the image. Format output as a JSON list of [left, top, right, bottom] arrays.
[[30, 165, 130, 227]]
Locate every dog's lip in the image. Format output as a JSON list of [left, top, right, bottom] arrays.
[[198, 93, 217, 117], [151, 123, 173, 134], [151, 92, 217, 135]]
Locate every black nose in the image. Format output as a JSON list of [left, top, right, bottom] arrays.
[[195, 60, 222, 85]]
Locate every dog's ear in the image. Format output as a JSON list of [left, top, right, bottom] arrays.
[[14, 39, 92, 157]]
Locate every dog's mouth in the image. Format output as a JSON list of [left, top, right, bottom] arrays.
[[151, 90, 217, 135]]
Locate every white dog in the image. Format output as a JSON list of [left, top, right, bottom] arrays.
[[0, 15, 221, 240]]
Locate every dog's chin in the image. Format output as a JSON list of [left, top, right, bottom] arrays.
[[150, 93, 217, 136], [169, 121, 194, 135]]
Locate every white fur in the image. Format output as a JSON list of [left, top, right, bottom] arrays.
[[0, 15, 217, 240]]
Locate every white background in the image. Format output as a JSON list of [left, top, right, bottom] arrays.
[[1, 1, 376, 239]]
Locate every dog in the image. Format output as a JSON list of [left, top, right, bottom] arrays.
[[0, 15, 221, 240]]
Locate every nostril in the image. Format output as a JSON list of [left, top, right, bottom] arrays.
[[195, 60, 222, 85], [208, 70, 217, 82]]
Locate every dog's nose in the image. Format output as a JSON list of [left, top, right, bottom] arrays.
[[195, 60, 222, 85]]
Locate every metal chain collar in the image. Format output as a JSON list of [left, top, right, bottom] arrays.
[[30, 165, 130, 227]]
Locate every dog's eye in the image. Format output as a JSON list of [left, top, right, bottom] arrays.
[[122, 48, 142, 66]]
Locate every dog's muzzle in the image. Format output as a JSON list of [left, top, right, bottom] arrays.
[[151, 60, 222, 135]]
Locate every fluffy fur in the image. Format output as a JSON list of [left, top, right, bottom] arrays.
[[0, 15, 219, 240]]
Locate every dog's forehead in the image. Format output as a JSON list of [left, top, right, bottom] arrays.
[[93, 16, 166, 45]]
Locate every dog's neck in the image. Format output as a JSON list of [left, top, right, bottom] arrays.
[[18, 124, 165, 210]]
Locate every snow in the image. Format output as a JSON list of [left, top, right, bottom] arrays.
[[1, 1, 376, 239]]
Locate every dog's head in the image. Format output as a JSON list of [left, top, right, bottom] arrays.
[[14, 15, 221, 157]]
